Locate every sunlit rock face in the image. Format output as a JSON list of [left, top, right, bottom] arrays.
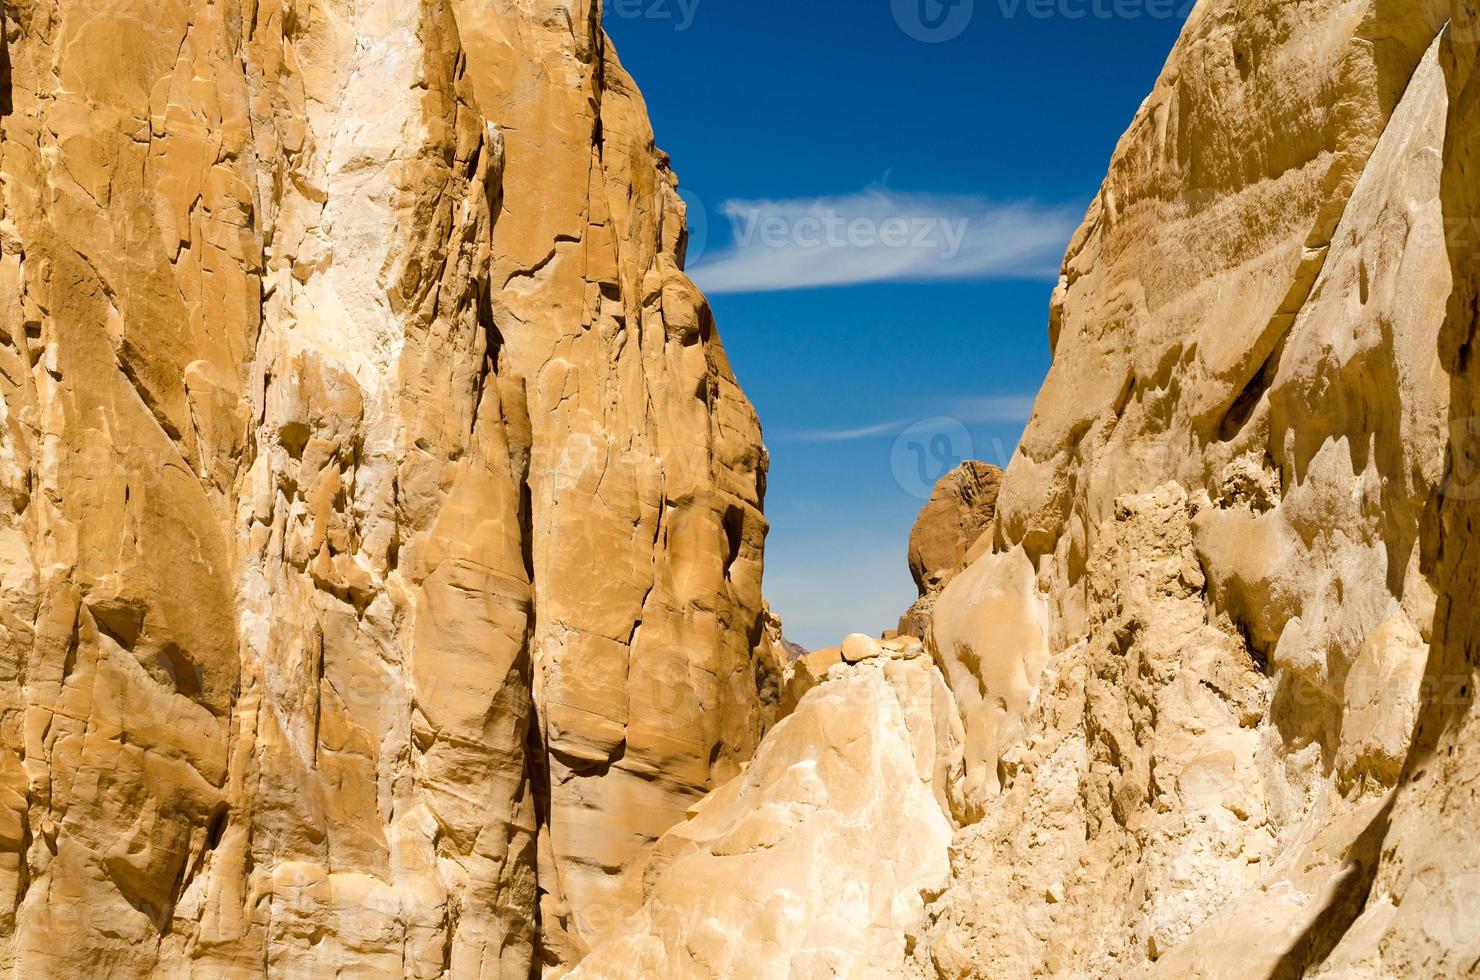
[[0, 0, 774, 974], [571, 639, 962, 979], [917, 0, 1480, 974]]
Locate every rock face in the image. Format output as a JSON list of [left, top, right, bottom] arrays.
[[4, 0, 1480, 975], [915, 1, 1465, 971], [899, 461, 1001, 640], [907, 461, 1002, 596], [0, 1, 772, 975], [571, 0, 1480, 977], [1313, 10, 1480, 976], [572, 637, 961, 979]]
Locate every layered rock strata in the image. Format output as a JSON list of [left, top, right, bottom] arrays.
[[5, 0, 1480, 975]]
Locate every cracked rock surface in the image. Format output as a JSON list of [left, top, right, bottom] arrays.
[[0, 1, 773, 975]]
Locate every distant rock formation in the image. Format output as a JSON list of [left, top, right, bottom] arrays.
[[898, 460, 1002, 639], [908, 461, 1003, 596]]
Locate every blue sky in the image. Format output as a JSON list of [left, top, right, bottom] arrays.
[[605, 0, 1187, 649]]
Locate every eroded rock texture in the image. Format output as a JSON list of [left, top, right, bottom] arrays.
[[6, 0, 1480, 974], [915, 2, 1469, 972], [898, 460, 1002, 640], [571, 637, 961, 979], [0, 0, 771, 975], [908, 461, 1001, 597]]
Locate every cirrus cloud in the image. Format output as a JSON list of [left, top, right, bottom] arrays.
[[690, 189, 1079, 294], [782, 394, 1038, 443]]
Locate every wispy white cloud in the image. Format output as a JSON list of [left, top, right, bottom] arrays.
[[781, 393, 1038, 443], [787, 419, 914, 443], [953, 394, 1039, 424], [690, 189, 1079, 294]]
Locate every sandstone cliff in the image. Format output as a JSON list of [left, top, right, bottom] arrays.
[[0, 1, 774, 975]]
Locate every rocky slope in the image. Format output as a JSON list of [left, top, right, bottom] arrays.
[[0, 0, 777, 975], [572, 0, 1480, 977]]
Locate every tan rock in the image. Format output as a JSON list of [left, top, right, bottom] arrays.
[[587, 0, 1480, 976], [2, 0, 1478, 973], [0, 1, 773, 974], [907, 460, 1002, 596], [898, 461, 1002, 641], [569, 654, 962, 979], [1308, 6, 1480, 976], [911, 3, 1467, 976], [778, 646, 843, 719], [840, 632, 884, 664]]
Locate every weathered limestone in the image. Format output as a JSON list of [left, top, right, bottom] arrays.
[[913, 1, 1471, 974], [3, 0, 1479, 973], [570, 645, 962, 979], [0, 0, 772, 974], [1308, 6, 1480, 975]]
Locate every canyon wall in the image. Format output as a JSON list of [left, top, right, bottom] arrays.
[[0, 0, 774, 975], [920, 0, 1460, 972]]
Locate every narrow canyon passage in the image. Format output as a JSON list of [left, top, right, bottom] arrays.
[[0, 0, 1475, 977]]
